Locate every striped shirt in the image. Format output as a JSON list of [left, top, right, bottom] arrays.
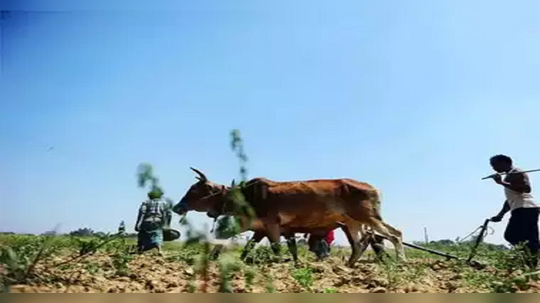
[[139, 198, 170, 223]]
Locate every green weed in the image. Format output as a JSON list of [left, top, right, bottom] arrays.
[[292, 266, 314, 290]]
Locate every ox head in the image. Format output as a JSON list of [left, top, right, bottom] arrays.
[[173, 167, 228, 218]]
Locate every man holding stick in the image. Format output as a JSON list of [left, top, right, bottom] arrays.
[[488, 154, 540, 267]]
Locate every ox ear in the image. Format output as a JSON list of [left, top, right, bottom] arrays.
[[190, 167, 208, 182], [253, 181, 269, 200]]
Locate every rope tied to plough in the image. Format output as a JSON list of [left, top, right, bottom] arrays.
[[457, 223, 495, 244]]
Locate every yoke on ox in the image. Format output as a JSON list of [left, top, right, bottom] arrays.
[[173, 167, 405, 266]]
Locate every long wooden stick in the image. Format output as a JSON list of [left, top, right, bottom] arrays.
[[365, 231, 460, 260], [481, 168, 540, 180], [402, 241, 459, 260]]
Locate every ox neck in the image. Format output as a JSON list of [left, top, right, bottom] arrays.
[[213, 186, 249, 217]]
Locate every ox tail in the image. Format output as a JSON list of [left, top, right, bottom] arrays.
[[364, 187, 382, 220]]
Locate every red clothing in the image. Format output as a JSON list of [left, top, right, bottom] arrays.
[[324, 230, 335, 245]]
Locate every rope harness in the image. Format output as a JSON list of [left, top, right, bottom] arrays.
[[185, 179, 265, 233]]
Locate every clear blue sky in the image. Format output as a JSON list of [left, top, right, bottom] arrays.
[[2, 0, 540, 246]]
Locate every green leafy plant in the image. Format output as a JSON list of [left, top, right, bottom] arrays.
[[292, 266, 314, 290], [217, 254, 242, 293], [323, 287, 338, 293], [111, 252, 134, 276], [244, 267, 256, 292]]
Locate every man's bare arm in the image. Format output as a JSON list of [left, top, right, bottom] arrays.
[[497, 200, 510, 217], [491, 200, 510, 222], [135, 203, 146, 231], [502, 173, 532, 193]]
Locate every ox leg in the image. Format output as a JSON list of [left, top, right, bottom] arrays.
[[370, 234, 389, 261], [211, 217, 253, 261], [263, 222, 283, 261], [361, 226, 389, 260], [341, 222, 370, 267], [369, 221, 406, 261], [285, 233, 298, 263], [240, 231, 265, 261], [210, 244, 224, 260]]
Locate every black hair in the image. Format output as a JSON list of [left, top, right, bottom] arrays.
[[490, 154, 513, 165]]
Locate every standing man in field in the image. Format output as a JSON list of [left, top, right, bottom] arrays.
[[488, 154, 540, 267], [135, 189, 172, 255]]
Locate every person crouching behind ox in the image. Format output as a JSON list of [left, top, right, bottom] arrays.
[[308, 230, 335, 260], [135, 189, 172, 255]]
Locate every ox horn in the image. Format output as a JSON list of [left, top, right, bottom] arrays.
[[190, 167, 208, 182]]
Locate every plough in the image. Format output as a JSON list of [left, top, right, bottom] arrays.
[[360, 219, 491, 268]]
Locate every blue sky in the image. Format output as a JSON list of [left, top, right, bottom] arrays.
[[2, 0, 540, 247]]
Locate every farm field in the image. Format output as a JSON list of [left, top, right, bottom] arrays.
[[1, 233, 540, 293]]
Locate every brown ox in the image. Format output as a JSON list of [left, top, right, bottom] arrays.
[[173, 168, 405, 266]]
